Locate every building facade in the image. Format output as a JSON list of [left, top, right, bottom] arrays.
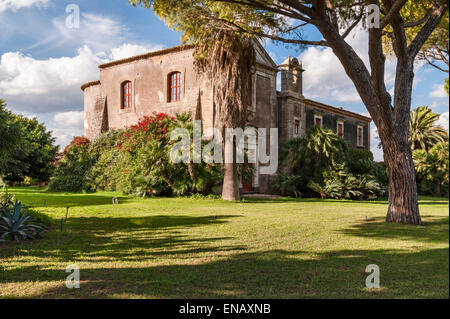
[[82, 42, 371, 193]]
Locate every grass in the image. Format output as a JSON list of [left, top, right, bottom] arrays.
[[0, 187, 448, 299]]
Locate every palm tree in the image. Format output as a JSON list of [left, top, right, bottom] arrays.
[[195, 31, 255, 201], [282, 126, 347, 171], [303, 127, 348, 163], [409, 106, 448, 151]]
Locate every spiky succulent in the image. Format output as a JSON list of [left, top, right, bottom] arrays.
[[0, 201, 43, 242]]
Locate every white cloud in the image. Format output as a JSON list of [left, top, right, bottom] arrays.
[[109, 43, 164, 61], [49, 127, 84, 149], [436, 112, 449, 132], [370, 125, 383, 162], [299, 25, 396, 103], [0, 11, 164, 115], [45, 13, 128, 54], [430, 84, 447, 98], [0, 45, 106, 113], [0, 0, 49, 12], [54, 111, 84, 129]]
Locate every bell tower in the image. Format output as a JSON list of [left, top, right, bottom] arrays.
[[280, 56, 304, 97]]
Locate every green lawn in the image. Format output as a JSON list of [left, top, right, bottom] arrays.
[[0, 187, 448, 299]]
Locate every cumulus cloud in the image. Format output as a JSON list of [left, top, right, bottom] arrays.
[[0, 45, 106, 113], [109, 43, 164, 61], [436, 112, 449, 131], [54, 111, 84, 129], [49, 127, 84, 149], [298, 26, 396, 103], [0, 0, 49, 12], [430, 84, 447, 98]]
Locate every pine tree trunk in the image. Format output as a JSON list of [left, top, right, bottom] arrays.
[[383, 137, 422, 225]]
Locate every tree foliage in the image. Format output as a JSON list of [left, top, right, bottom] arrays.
[[7, 115, 58, 183], [413, 141, 449, 196], [0, 101, 58, 183], [0, 100, 23, 177], [409, 106, 448, 151], [383, 0, 449, 75], [276, 127, 385, 199]]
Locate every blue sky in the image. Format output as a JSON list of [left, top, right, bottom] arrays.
[[0, 0, 448, 160]]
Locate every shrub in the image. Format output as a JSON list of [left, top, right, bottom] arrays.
[[271, 174, 303, 198], [276, 127, 386, 200], [50, 112, 223, 197], [307, 164, 383, 200]]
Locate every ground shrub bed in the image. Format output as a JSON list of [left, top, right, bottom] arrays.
[[49, 112, 224, 197]]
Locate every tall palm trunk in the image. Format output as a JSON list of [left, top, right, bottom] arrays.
[[195, 31, 255, 201]]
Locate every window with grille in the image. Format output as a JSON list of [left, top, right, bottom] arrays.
[[337, 122, 344, 137], [122, 81, 132, 109], [357, 125, 364, 147], [248, 74, 253, 107], [294, 119, 300, 136], [314, 115, 323, 127], [168, 72, 181, 102]]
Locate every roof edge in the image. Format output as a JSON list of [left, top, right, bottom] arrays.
[[81, 80, 101, 91], [98, 44, 194, 69], [304, 98, 372, 123]]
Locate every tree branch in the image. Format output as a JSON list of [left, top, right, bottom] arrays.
[[380, 0, 409, 29], [408, 1, 449, 59]]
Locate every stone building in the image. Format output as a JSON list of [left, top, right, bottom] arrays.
[[82, 42, 371, 193]]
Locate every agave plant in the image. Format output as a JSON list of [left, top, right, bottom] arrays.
[[0, 201, 43, 242]]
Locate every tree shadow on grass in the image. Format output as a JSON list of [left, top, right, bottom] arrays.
[[242, 197, 449, 206], [0, 214, 243, 262], [340, 216, 449, 244], [12, 192, 132, 208], [2, 248, 448, 299]]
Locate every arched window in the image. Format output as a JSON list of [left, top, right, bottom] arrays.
[[122, 81, 132, 109], [168, 72, 181, 102]]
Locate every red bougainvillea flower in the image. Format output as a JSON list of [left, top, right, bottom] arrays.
[[115, 112, 176, 153], [63, 136, 90, 156]]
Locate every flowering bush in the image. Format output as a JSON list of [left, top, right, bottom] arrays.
[[63, 136, 90, 161], [49, 136, 93, 192], [49, 111, 223, 196], [117, 113, 175, 153]]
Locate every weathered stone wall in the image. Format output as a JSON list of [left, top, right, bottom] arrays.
[[95, 47, 214, 135], [247, 66, 278, 193], [84, 84, 107, 140], [304, 106, 370, 150]]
